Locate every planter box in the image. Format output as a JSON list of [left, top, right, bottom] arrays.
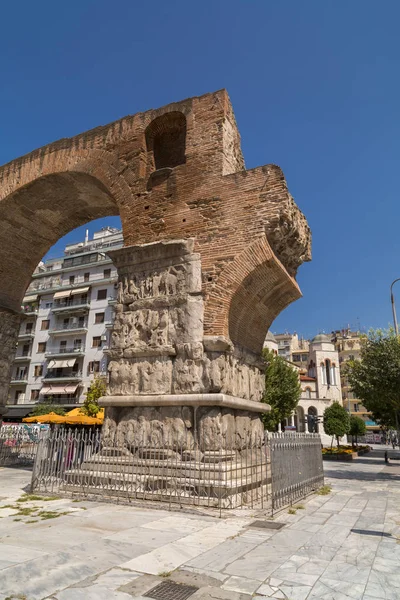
[[323, 452, 356, 461]]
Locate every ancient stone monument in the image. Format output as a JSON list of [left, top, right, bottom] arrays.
[[0, 90, 311, 503]]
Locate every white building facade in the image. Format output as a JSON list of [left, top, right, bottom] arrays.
[[5, 227, 123, 420]]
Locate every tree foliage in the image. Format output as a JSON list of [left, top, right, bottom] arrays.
[[346, 328, 400, 430], [324, 402, 350, 448], [82, 376, 107, 417], [349, 415, 366, 447], [261, 348, 302, 430], [30, 399, 66, 417]]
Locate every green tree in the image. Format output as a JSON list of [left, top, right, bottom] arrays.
[[324, 402, 350, 448], [346, 328, 400, 435], [261, 349, 302, 430], [349, 415, 366, 447], [82, 376, 107, 417], [30, 398, 66, 417]]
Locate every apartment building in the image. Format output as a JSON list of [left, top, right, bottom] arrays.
[[274, 332, 310, 372], [333, 329, 379, 432], [4, 227, 123, 421]]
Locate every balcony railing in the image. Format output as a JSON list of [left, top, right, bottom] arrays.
[[18, 331, 35, 339], [52, 298, 90, 312], [49, 322, 88, 333], [42, 372, 83, 382], [14, 354, 32, 361], [21, 305, 38, 315], [10, 378, 28, 385], [45, 346, 86, 357]]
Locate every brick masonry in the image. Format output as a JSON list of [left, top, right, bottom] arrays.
[[0, 89, 311, 416]]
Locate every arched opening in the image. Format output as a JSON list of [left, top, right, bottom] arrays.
[[0, 172, 122, 415], [305, 387, 311, 399], [308, 406, 319, 433], [145, 111, 186, 171]]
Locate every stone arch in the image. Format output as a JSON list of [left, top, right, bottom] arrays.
[[0, 168, 124, 312], [205, 237, 301, 355]]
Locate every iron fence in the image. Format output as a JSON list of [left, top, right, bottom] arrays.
[[268, 432, 324, 513], [0, 424, 45, 467], [30, 427, 324, 513]]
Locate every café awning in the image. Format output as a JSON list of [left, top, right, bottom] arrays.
[[70, 287, 90, 296], [47, 358, 76, 369], [53, 289, 71, 299], [41, 384, 78, 395]]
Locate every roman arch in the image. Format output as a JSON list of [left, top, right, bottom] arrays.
[[0, 90, 311, 453]]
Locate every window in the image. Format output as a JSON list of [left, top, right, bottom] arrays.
[[349, 354, 355, 361], [88, 361, 100, 374], [60, 340, 67, 350], [292, 354, 301, 362], [45, 302, 53, 309], [95, 312, 105, 324], [325, 359, 331, 386], [305, 387, 311, 399], [69, 275, 75, 285], [34, 365, 43, 377], [22, 344, 30, 357], [38, 342, 47, 353], [31, 389, 40, 401], [84, 272, 90, 282], [320, 363, 326, 385], [92, 336, 102, 348], [41, 319, 50, 331], [103, 268, 111, 279], [25, 322, 33, 333], [97, 289, 107, 300], [74, 338, 82, 349]]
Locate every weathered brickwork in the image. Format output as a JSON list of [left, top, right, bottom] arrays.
[[0, 90, 311, 427]]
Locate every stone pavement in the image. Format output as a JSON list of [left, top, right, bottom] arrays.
[[0, 448, 399, 600]]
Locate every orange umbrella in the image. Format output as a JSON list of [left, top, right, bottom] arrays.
[[63, 414, 103, 425], [23, 412, 66, 424], [65, 407, 104, 420]]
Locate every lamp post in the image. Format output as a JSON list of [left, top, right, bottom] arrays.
[[390, 278, 400, 335]]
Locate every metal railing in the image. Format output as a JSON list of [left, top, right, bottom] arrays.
[[49, 322, 88, 332], [268, 432, 324, 513], [0, 424, 45, 467], [45, 346, 86, 356], [53, 298, 90, 310], [43, 371, 83, 380], [30, 427, 324, 513]]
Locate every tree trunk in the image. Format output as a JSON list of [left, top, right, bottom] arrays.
[[336, 435, 340, 449], [331, 437, 334, 450]]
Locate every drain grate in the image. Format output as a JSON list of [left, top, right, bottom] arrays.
[[144, 581, 199, 600], [249, 520, 285, 530]]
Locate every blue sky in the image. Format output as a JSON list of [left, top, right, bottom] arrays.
[[1, 0, 399, 338]]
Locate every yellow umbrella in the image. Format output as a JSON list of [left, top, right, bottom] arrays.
[[63, 414, 103, 425], [65, 407, 104, 420], [23, 412, 66, 424]]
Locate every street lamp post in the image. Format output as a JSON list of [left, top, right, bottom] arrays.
[[390, 278, 400, 335]]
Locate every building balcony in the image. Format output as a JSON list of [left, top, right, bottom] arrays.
[[108, 296, 117, 305], [21, 307, 38, 316], [18, 331, 35, 340], [52, 300, 90, 314], [14, 354, 32, 361], [49, 322, 88, 335], [10, 378, 28, 385], [42, 372, 83, 383], [45, 346, 85, 358]]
